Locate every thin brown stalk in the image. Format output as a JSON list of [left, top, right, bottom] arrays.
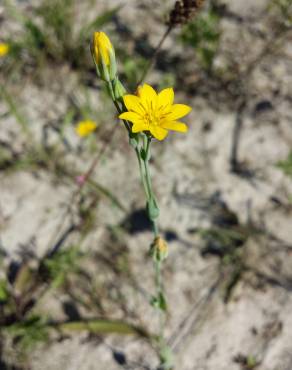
[[137, 25, 173, 86]]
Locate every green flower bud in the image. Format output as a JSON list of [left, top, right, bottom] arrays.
[[113, 78, 126, 101], [147, 197, 160, 220]]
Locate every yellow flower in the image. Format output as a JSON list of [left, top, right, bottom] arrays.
[[119, 84, 192, 140], [92, 32, 116, 81], [75, 120, 98, 137], [0, 43, 10, 57]]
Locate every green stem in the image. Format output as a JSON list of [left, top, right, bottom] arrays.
[[142, 135, 160, 237], [143, 136, 153, 196], [155, 260, 162, 295], [107, 80, 116, 102], [155, 259, 163, 334], [140, 136, 165, 352], [107, 80, 131, 133], [135, 147, 150, 200], [107, 79, 167, 365], [152, 220, 159, 238]]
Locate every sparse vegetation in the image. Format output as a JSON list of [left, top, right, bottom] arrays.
[[180, 7, 220, 71], [0, 0, 292, 369]]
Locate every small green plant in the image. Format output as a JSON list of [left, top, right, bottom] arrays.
[[6, 315, 49, 353], [180, 9, 220, 71], [271, 0, 292, 27], [234, 353, 261, 369], [44, 246, 83, 288], [277, 151, 292, 177], [0, 85, 30, 137]]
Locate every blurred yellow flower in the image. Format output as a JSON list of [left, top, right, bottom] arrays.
[[75, 120, 98, 137], [119, 84, 192, 140], [0, 43, 9, 57]]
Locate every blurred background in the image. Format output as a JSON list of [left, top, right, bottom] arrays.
[[0, 0, 292, 369]]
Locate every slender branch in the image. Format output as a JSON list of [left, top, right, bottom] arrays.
[[137, 25, 173, 86]]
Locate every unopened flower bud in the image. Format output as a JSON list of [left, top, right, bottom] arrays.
[[113, 78, 126, 101], [150, 236, 169, 262], [92, 32, 117, 82]]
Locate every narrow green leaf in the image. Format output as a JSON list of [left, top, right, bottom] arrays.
[[88, 179, 127, 213], [0, 279, 9, 302], [52, 319, 149, 338], [150, 292, 167, 312], [0, 86, 30, 136]]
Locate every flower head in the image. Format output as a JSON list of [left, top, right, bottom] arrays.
[[119, 84, 192, 140], [0, 43, 10, 57], [150, 236, 169, 262], [75, 120, 98, 137], [92, 32, 116, 81]]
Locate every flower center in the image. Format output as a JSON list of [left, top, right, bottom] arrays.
[[144, 112, 160, 126], [143, 103, 160, 126]]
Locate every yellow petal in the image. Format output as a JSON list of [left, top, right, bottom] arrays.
[[149, 126, 168, 141], [158, 87, 174, 107], [139, 84, 157, 100], [123, 95, 145, 115], [119, 111, 142, 122], [161, 121, 188, 133], [139, 84, 158, 109], [168, 104, 192, 120], [132, 122, 149, 133]]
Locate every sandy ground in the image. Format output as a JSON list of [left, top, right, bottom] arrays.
[[1, 0, 292, 369]]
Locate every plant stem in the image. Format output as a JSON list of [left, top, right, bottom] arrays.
[[138, 136, 166, 360], [155, 259, 164, 334], [142, 135, 160, 237], [108, 78, 167, 367], [143, 136, 153, 196], [107, 80, 131, 133], [135, 147, 150, 200], [152, 220, 159, 238], [138, 25, 173, 85]]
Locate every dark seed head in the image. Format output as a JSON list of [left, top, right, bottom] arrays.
[[167, 0, 205, 26]]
